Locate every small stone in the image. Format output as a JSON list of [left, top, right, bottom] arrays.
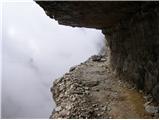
[[107, 107, 111, 111], [109, 116, 112, 119], [85, 91, 90, 95], [66, 105, 72, 110], [92, 104, 97, 107], [59, 94, 63, 98], [95, 89, 100, 92], [145, 105, 158, 113], [50, 87, 54, 92], [100, 58, 106, 62], [60, 109, 70, 116], [81, 100, 86, 103], [102, 106, 107, 111], [64, 91, 68, 95], [59, 85, 64, 91], [70, 84, 75, 90], [94, 107, 99, 111], [69, 66, 76, 72], [84, 87, 89, 90], [91, 55, 102, 62], [144, 94, 152, 101], [58, 77, 64, 82], [67, 112, 70, 116], [72, 97, 76, 101], [85, 80, 99, 87], [55, 106, 62, 112], [100, 105, 104, 107], [144, 99, 153, 107], [65, 73, 70, 75], [139, 90, 143, 93]]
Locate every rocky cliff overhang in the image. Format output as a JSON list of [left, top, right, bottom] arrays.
[[36, 1, 159, 103], [36, 1, 157, 29]]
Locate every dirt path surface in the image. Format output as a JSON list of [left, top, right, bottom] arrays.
[[50, 55, 158, 119]]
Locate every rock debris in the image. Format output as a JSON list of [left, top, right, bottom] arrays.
[[50, 55, 158, 119]]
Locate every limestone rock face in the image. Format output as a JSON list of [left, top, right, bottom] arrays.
[[36, 1, 156, 29], [103, 3, 159, 102]]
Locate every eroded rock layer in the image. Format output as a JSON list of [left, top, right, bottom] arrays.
[[36, 1, 156, 28]]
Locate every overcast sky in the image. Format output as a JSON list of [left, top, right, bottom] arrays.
[[2, 1, 105, 118]]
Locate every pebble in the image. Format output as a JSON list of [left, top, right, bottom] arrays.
[[69, 66, 76, 72], [71, 97, 76, 101], [84, 87, 89, 90], [59, 94, 63, 98], [139, 90, 143, 93], [143, 94, 152, 101], [145, 105, 159, 113], [85, 91, 90, 95], [59, 85, 64, 91], [55, 106, 62, 112], [92, 104, 98, 107], [50, 87, 54, 92], [95, 89, 100, 92], [85, 80, 99, 87], [107, 107, 111, 111], [64, 73, 70, 76], [91, 55, 102, 61], [109, 116, 112, 119], [144, 101, 152, 107], [102, 106, 107, 111], [100, 58, 106, 62], [94, 107, 99, 111], [66, 105, 72, 110]]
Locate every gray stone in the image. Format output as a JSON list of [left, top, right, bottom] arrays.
[[66, 105, 72, 110], [69, 66, 77, 72], [107, 107, 111, 111], [85, 91, 90, 95], [55, 106, 62, 112], [85, 80, 99, 87], [145, 105, 159, 114], [102, 106, 107, 111], [143, 94, 152, 101], [100, 58, 106, 62], [84, 87, 89, 90], [109, 116, 112, 119], [91, 55, 102, 62], [94, 107, 99, 111]]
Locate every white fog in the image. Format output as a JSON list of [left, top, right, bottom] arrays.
[[2, 1, 105, 118]]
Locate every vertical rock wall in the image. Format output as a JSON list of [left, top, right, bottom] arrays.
[[103, 4, 159, 101]]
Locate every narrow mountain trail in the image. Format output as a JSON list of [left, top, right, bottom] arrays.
[[50, 55, 158, 119]]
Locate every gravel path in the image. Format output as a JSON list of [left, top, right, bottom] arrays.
[[50, 55, 158, 119]]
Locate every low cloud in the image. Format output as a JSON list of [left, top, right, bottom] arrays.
[[2, 1, 105, 118]]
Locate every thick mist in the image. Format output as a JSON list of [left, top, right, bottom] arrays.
[[2, 1, 105, 118], [0, 1, 2, 118]]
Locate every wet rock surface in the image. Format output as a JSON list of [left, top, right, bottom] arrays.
[[50, 55, 158, 119]]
